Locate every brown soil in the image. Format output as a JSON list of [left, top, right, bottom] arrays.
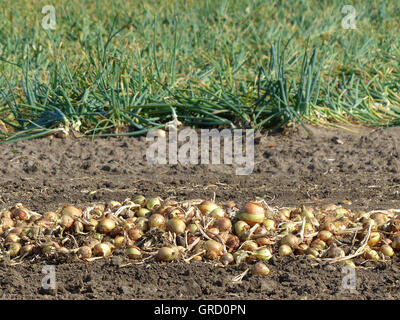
[[1, 124, 400, 300]]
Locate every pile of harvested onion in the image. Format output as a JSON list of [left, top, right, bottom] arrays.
[[1, 197, 400, 271]]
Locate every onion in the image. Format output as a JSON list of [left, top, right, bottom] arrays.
[[78, 246, 92, 259], [157, 246, 178, 262], [280, 234, 299, 248], [85, 238, 100, 248], [128, 228, 143, 241], [335, 207, 348, 218], [370, 213, 388, 227], [206, 227, 220, 239], [234, 220, 250, 236], [367, 231, 381, 247], [238, 202, 265, 226], [167, 218, 186, 234], [2, 210, 12, 219], [256, 237, 271, 247], [93, 243, 112, 257], [380, 244, 394, 257], [279, 244, 292, 256], [205, 249, 220, 260], [124, 218, 137, 228], [59, 215, 74, 229], [213, 217, 232, 232], [233, 250, 248, 264], [279, 209, 291, 220], [318, 230, 333, 242], [166, 208, 186, 220], [5, 234, 20, 243], [42, 211, 59, 222], [42, 243, 57, 255], [311, 239, 327, 250], [11, 208, 30, 221], [91, 204, 105, 217], [108, 201, 121, 210], [122, 209, 136, 219], [326, 246, 345, 258], [281, 221, 296, 233], [343, 260, 356, 268], [109, 226, 124, 238], [7, 243, 21, 257], [279, 230, 289, 238], [263, 219, 275, 230], [114, 235, 125, 248], [323, 222, 339, 234], [146, 197, 161, 210], [133, 195, 146, 206], [254, 248, 272, 261], [294, 243, 308, 255], [126, 247, 141, 259], [225, 234, 240, 252], [304, 223, 315, 233], [1, 217, 14, 230], [199, 201, 219, 215], [73, 221, 84, 233], [61, 205, 82, 218], [241, 240, 258, 252], [93, 233, 103, 241], [364, 249, 379, 261], [84, 218, 98, 232], [135, 217, 149, 232], [188, 223, 198, 234], [251, 262, 270, 276], [210, 207, 226, 219], [220, 252, 234, 265], [305, 247, 320, 258], [391, 236, 400, 250], [136, 208, 150, 217], [326, 237, 336, 246], [292, 215, 302, 222], [204, 239, 223, 256], [97, 218, 116, 234], [300, 206, 314, 219], [149, 214, 166, 230], [253, 226, 266, 236], [192, 255, 202, 261]]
